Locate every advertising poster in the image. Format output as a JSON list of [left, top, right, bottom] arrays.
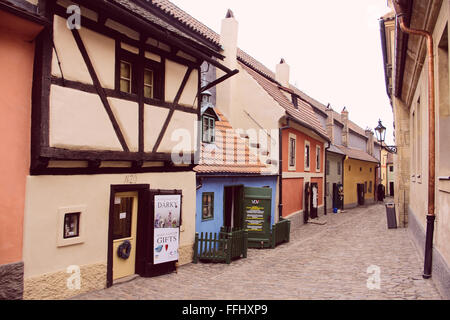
[[154, 195, 181, 265]]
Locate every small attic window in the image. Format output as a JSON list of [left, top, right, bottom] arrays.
[[202, 115, 215, 143], [292, 95, 298, 109]]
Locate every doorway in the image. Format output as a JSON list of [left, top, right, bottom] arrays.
[[357, 184, 365, 206], [224, 185, 244, 229], [112, 192, 138, 282], [107, 184, 149, 288], [389, 182, 394, 197], [310, 183, 319, 219]]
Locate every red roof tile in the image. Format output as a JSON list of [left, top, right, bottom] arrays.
[[150, 1, 329, 141], [240, 62, 329, 141], [195, 109, 270, 174]]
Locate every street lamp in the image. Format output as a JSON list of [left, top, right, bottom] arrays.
[[375, 119, 397, 154]]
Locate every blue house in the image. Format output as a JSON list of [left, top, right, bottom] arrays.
[[195, 97, 278, 247]]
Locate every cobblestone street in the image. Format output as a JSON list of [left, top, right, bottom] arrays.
[[75, 202, 442, 300]]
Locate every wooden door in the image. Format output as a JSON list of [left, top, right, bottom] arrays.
[[112, 192, 138, 281]]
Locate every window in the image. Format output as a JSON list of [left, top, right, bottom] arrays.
[[305, 141, 310, 171], [120, 61, 132, 93], [316, 146, 321, 171], [349, 165, 351, 171], [390, 166, 394, 172], [57, 205, 86, 247], [364, 182, 367, 193], [202, 193, 214, 220], [144, 68, 154, 98], [117, 47, 163, 99], [292, 95, 298, 109], [416, 98, 422, 178], [326, 160, 330, 175], [326, 182, 330, 196], [337, 162, 341, 175], [289, 134, 296, 169], [113, 197, 134, 240], [202, 116, 215, 143], [64, 212, 80, 239], [369, 181, 372, 193]]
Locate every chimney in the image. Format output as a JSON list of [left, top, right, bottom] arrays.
[[276, 58, 290, 88], [365, 128, 375, 156], [325, 104, 334, 144], [341, 107, 349, 147], [216, 9, 239, 122]]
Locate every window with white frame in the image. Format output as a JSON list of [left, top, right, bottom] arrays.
[[316, 146, 321, 172], [202, 115, 215, 143], [57, 206, 86, 247], [304, 141, 310, 171], [288, 133, 297, 170]]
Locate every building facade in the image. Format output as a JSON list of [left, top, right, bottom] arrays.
[[19, 0, 235, 300], [0, 0, 46, 300], [381, 0, 450, 298]]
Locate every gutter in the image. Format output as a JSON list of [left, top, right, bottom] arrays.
[[278, 118, 291, 219], [0, 0, 50, 26], [379, 18, 392, 100], [393, 1, 436, 280], [324, 141, 331, 215]]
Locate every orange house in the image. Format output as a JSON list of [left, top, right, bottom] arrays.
[[281, 120, 327, 223], [241, 59, 330, 226], [0, 1, 46, 300]]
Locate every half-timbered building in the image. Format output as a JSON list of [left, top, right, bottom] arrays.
[[21, 0, 236, 299]]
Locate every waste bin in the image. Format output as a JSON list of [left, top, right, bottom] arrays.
[[385, 203, 397, 229]]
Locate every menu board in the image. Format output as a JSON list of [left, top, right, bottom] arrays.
[[245, 201, 265, 232]]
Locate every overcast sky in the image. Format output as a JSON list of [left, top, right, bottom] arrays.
[[170, 0, 395, 145]]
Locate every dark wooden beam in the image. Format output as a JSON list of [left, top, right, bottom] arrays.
[[152, 66, 194, 153], [50, 77, 198, 115], [40, 146, 196, 163], [71, 28, 129, 152]]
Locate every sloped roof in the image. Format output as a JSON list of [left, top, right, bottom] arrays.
[[195, 109, 270, 175], [110, 0, 220, 52], [151, 0, 221, 46], [240, 62, 329, 141], [328, 144, 346, 156], [337, 145, 379, 163]]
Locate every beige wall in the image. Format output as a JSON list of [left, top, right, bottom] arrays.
[[406, 1, 450, 265], [49, 85, 123, 151], [50, 14, 200, 154], [23, 171, 196, 278], [22, 172, 196, 298]]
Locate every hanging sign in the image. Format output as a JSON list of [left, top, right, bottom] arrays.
[[153, 195, 181, 265]]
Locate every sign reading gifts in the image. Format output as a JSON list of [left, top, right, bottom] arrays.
[[153, 195, 181, 265]]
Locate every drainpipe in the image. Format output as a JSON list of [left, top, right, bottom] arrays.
[[324, 141, 331, 215], [393, 2, 436, 279], [278, 119, 291, 219]]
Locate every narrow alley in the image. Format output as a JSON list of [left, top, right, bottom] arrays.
[[75, 202, 442, 300]]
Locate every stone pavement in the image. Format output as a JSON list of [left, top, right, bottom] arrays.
[[74, 203, 442, 300]]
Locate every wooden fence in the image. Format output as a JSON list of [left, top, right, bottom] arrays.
[[271, 218, 291, 248], [193, 228, 248, 264]]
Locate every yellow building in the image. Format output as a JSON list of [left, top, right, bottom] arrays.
[[341, 150, 379, 208]]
